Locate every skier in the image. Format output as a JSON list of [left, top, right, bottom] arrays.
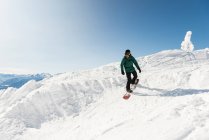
[[121, 49, 141, 93]]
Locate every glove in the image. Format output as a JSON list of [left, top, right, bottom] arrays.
[[138, 68, 141, 73], [121, 71, 125, 75]]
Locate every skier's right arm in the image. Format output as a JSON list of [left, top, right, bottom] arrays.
[[120, 58, 125, 75]]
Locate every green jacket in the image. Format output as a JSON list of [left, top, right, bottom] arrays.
[[120, 55, 140, 73]]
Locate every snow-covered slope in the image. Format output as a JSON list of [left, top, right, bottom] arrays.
[[1, 49, 209, 140]]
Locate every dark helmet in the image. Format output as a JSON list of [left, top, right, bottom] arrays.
[[125, 49, 131, 55]]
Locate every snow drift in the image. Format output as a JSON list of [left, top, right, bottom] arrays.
[[1, 49, 209, 140]]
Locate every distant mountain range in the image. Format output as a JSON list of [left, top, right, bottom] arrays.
[[0, 73, 52, 90]]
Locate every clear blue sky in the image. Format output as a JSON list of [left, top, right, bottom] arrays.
[[0, 0, 209, 74]]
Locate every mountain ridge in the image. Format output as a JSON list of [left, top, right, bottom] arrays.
[[0, 73, 52, 90]]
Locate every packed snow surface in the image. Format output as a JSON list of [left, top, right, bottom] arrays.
[[1, 49, 209, 140]]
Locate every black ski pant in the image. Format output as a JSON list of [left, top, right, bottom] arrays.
[[126, 70, 138, 91]]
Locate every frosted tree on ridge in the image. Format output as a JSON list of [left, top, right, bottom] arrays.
[[181, 31, 194, 52]]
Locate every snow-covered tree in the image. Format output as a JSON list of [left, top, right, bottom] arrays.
[[181, 31, 194, 52]]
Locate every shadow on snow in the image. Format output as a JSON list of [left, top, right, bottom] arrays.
[[133, 85, 209, 97]]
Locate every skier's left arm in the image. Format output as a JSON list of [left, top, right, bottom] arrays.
[[132, 57, 141, 73]]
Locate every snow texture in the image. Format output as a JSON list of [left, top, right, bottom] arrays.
[[181, 31, 194, 52], [1, 49, 209, 140]]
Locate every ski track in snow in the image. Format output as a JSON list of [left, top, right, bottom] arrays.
[[1, 49, 209, 140]]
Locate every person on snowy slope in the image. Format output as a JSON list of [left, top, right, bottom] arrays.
[[121, 49, 141, 93]]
